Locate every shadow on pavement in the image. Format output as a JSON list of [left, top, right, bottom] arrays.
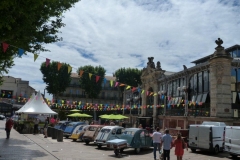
[[189, 150, 235, 159]]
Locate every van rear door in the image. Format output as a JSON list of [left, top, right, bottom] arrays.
[[230, 127, 240, 155], [189, 125, 199, 148], [198, 126, 210, 149]]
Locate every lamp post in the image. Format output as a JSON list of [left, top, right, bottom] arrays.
[[177, 86, 188, 116]]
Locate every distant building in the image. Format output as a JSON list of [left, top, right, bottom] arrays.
[[0, 76, 36, 116]]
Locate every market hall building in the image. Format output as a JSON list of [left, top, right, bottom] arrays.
[[140, 38, 240, 129]]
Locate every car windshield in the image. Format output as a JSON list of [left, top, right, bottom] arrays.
[[67, 123, 74, 127], [78, 126, 84, 130], [88, 127, 97, 131], [101, 129, 111, 133], [123, 130, 135, 136]]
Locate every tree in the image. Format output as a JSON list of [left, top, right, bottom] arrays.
[[0, 0, 79, 82], [77, 65, 106, 99], [40, 61, 71, 97], [114, 67, 142, 92]]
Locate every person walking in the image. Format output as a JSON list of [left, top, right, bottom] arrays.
[[5, 118, 13, 139], [43, 118, 48, 138], [161, 129, 173, 160], [152, 127, 162, 160], [173, 133, 188, 160], [33, 118, 39, 135]]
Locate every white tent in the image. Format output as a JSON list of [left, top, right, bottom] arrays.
[[19, 91, 57, 115], [16, 93, 36, 113]]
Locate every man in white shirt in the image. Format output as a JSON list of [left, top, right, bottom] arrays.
[[152, 127, 162, 160]]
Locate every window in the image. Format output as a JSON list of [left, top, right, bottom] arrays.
[[192, 95, 196, 102], [193, 74, 197, 94], [196, 94, 202, 103], [201, 93, 208, 103], [198, 72, 202, 93], [203, 71, 209, 92], [232, 92, 237, 103]]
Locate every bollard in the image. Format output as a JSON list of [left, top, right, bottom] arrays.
[[57, 129, 63, 142], [48, 126, 52, 137], [52, 128, 57, 139]]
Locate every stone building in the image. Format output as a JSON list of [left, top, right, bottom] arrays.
[[0, 76, 36, 116], [140, 38, 240, 129]]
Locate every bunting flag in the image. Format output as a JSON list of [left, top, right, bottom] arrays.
[[141, 90, 145, 94], [104, 78, 107, 85], [89, 73, 92, 80], [2, 42, 9, 53], [119, 83, 125, 86], [138, 87, 141, 93], [96, 76, 100, 82], [149, 92, 154, 96], [110, 80, 113, 87], [46, 58, 50, 67], [132, 87, 136, 92], [79, 70, 84, 77], [68, 65, 72, 73], [126, 85, 131, 90], [153, 93, 157, 96], [115, 82, 119, 87], [57, 62, 62, 71], [34, 54, 38, 62], [146, 91, 149, 96], [18, 48, 24, 57]]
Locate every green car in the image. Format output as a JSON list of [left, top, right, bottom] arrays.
[[107, 128, 153, 154]]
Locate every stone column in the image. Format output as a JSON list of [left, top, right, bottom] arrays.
[[153, 83, 158, 128], [209, 38, 233, 117], [141, 86, 146, 116]]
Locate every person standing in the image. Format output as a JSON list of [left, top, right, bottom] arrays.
[[5, 118, 13, 139], [173, 133, 188, 160], [152, 127, 162, 160], [43, 118, 48, 138], [161, 129, 172, 160], [33, 118, 39, 135]]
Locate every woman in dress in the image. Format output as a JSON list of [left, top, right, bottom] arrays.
[[173, 133, 188, 160]]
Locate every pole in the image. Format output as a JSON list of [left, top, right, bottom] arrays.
[[185, 91, 188, 116]]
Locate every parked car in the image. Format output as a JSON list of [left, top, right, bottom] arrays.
[[0, 115, 5, 120], [188, 121, 226, 154], [54, 121, 71, 131], [63, 122, 86, 138], [69, 125, 89, 141], [82, 125, 104, 145], [107, 128, 153, 154], [95, 126, 123, 148], [225, 126, 240, 158]]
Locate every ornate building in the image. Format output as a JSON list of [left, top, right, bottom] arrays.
[[140, 39, 240, 129]]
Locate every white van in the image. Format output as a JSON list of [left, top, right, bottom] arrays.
[[95, 126, 123, 148], [225, 126, 240, 158], [188, 121, 226, 154]]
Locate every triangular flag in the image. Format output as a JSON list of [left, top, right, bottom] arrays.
[[138, 87, 141, 92], [68, 65, 72, 73], [57, 62, 62, 71], [89, 73, 92, 80], [79, 70, 84, 77], [104, 78, 107, 85], [141, 90, 145, 94], [34, 54, 38, 62], [153, 93, 157, 96], [110, 80, 113, 87], [115, 82, 119, 87], [146, 91, 149, 96], [96, 76, 100, 83], [2, 42, 9, 53], [18, 48, 24, 57], [46, 58, 50, 67], [132, 87, 137, 92], [126, 86, 131, 90], [119, 83, 125, 86]]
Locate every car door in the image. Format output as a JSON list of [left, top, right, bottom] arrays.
[[140, 130, 146, 146], [188, 125, 199, 148]]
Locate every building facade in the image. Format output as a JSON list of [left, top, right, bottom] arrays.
[[140, 39, 240, 129], [0, 76, 36, 116]]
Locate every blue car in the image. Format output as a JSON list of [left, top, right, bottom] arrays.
[[54, 121, 71, 131], [63, 122, 86, 138]]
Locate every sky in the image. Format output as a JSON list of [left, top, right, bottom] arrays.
[[7, 0, 240, 100]]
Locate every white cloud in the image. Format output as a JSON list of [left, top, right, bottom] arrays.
[[7, 0, 240, 99]]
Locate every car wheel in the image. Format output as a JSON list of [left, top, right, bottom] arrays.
[[65, 136, 69, 138], [135, 148, 141, 154], [191, 148, 196, 152], [213, 145, 219, 154], [230, 154, 237, 158], [73, 139, 76, 142], [120, 148, 124, 153], [85, 141, 89, 145], [97, 145, 102, 149]]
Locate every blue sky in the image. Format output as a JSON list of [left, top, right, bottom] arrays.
[[7, 0, 240, 100]]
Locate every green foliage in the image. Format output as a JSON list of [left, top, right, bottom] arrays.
[[58, 109, 67, 121], [114, 67, 142, 92], [77, 65, 106, 99], [0, 0, 79, 83], [40, 61, 71, 96]]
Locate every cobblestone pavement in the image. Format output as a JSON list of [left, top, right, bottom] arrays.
[[0, 120, 239, 160]]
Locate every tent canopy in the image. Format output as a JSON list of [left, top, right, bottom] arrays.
[[16, 91, 57, 115], [16, 93, 36, 113]]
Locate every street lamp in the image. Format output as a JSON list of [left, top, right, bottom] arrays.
[[177, 86, 188, 116]]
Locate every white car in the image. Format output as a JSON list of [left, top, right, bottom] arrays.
[[0, 115, 5, 120]]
